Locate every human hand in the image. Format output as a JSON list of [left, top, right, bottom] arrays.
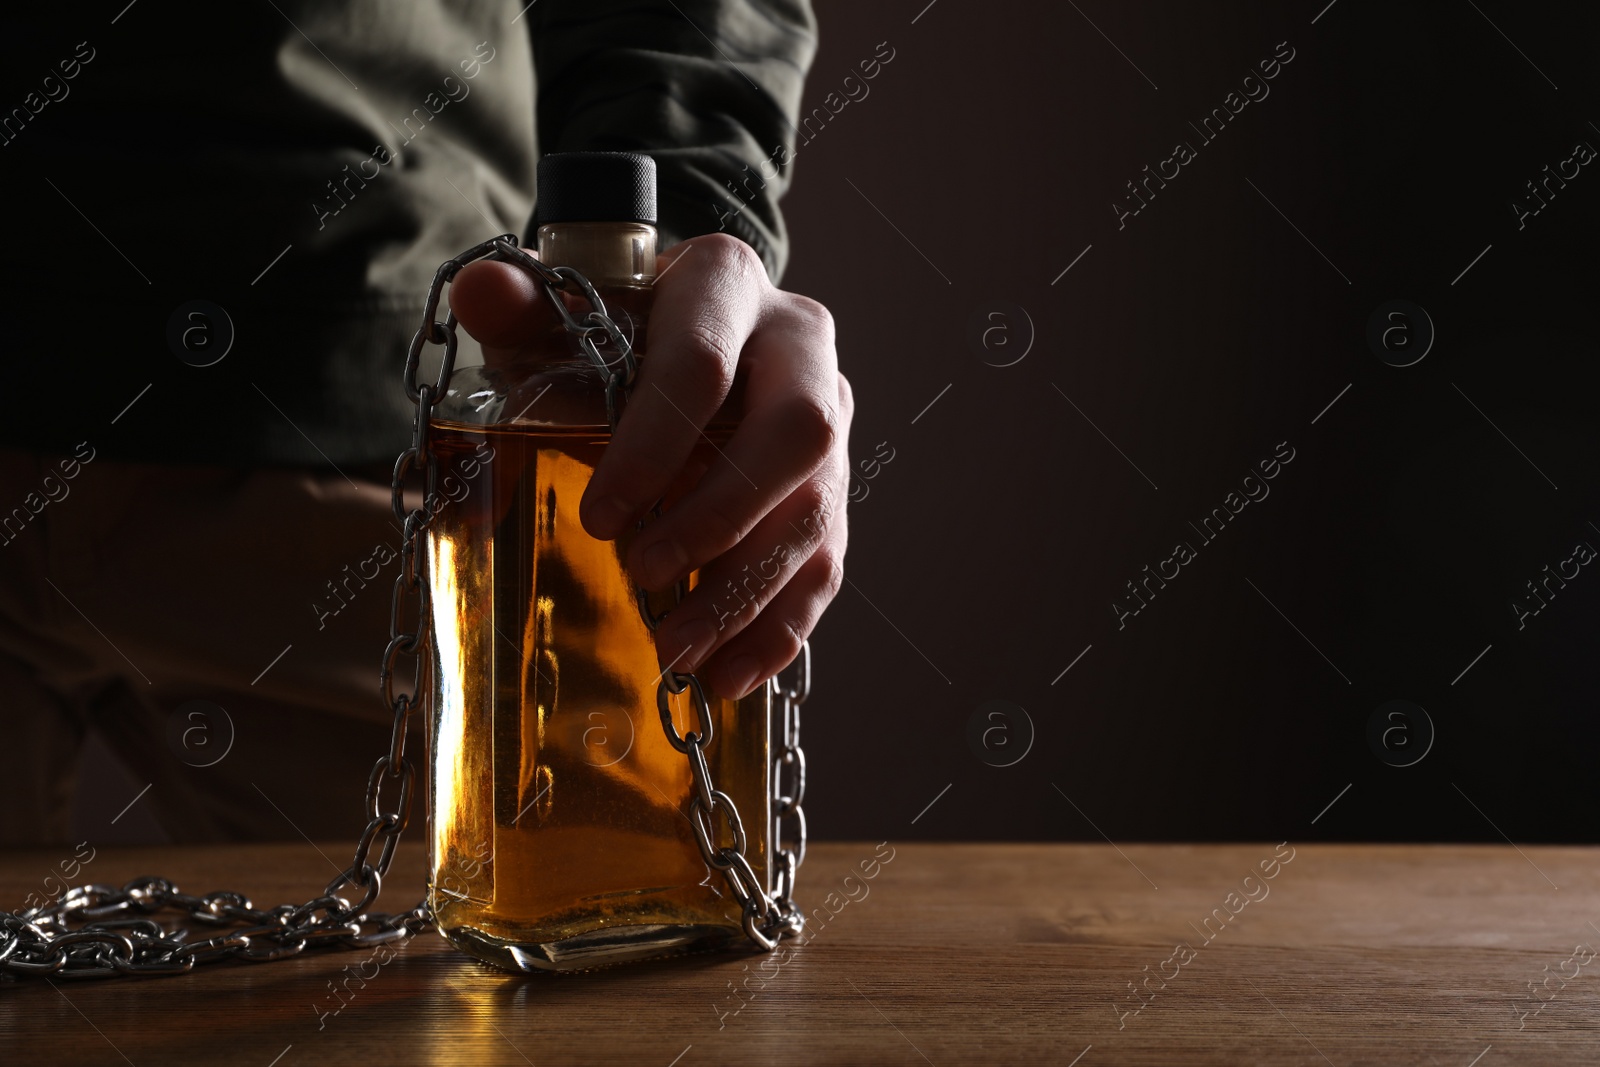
[[449, 232, 851, 699]]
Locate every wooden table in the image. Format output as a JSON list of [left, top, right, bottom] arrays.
[[3, 842, 1598, 1065]]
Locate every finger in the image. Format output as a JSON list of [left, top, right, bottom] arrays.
[[623, 305, 841, 590], [699, 510, 847, 700], [579, 234, 767, 540], [687, 373, 853, 695], [447, 256, 554, 359], [649, 468, 843, 678], [660, 452, 712, 512]]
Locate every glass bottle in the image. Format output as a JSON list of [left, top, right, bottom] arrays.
[[423, 152, 770, 972]]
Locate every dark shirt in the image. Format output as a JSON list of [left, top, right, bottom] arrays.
[[3, 1, 815, 465]]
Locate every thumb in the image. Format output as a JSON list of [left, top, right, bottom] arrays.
[[448, 255, 555, 358]]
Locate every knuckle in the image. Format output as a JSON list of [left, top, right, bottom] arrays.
[[833, 443, 854, 491], [835, 372, 855, 418], [786, 294, 836, 344], [794, 478, 837, 539], [774, 615, 809, 668], [785, 392, 840, 463], [831, 504, 850, 553], [698, 499, 749, 554], [811, 544, 846, 602], [677, 321, 738, 393], [700, 232, 767, 284], [776, 483, 835, 560]]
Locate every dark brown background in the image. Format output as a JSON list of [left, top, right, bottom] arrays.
[[64, 0, 1600, 846], [775, 0, 1600, 843]]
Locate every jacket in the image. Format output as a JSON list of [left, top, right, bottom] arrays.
[[2, 0, 815, 465]]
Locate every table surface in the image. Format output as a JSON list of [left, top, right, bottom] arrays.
[[3, 841, 1598, 1065]]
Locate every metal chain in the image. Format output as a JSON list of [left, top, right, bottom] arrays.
[[770, 645, 809, 935], [1, 233, 806, 979]]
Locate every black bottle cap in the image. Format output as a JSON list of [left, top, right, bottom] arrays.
[[533, 151, 657, 226]]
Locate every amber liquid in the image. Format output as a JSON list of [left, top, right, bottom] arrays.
[[424, 420, 769, 971]]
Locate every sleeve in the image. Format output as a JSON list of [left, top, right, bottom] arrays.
[[528, 0, 817, 282]]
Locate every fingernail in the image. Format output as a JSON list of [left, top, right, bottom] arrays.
[[669, 617, 718, 671], [587, 495, 632, 539], [641, 538, 688, 588], [720, 655, 762, 700]]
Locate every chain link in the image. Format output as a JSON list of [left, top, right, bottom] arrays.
[[3, 233, 808, 978], [770, 644, 809, 931]]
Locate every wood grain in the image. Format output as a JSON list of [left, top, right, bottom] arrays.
[[3, 842, 1598, 1065]]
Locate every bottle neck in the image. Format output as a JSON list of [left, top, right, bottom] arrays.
[[536, 221, 657, 287]]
